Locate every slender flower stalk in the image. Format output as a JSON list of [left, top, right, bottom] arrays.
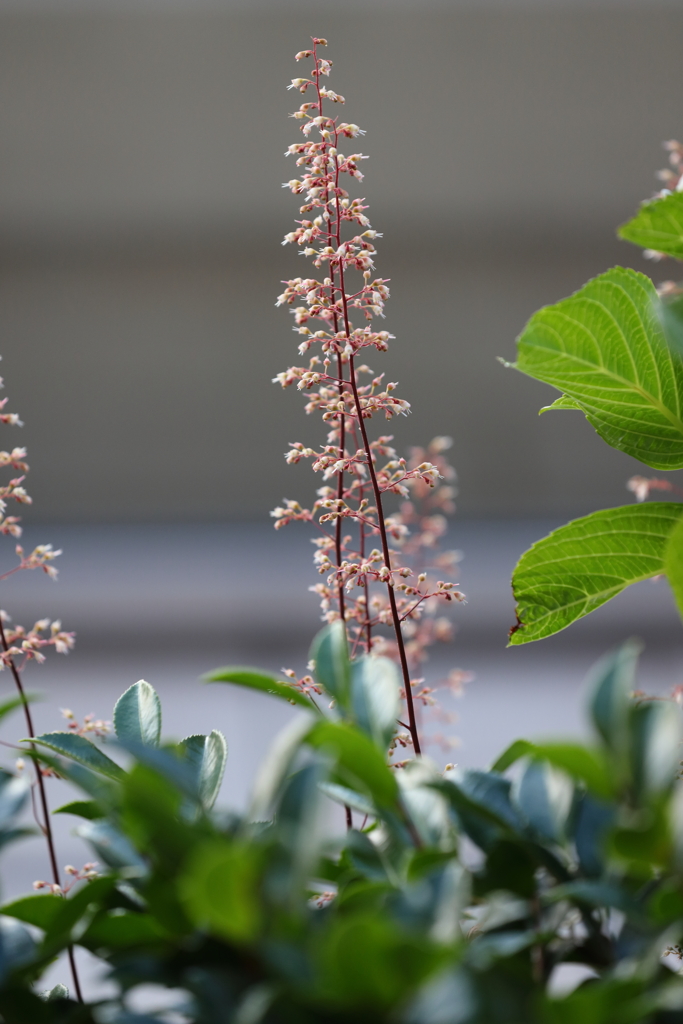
[[0, 366, 80, 1000], [274, 39, 466, 757]]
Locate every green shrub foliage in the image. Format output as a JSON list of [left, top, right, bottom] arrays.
[[0, 635, 679, 1022]]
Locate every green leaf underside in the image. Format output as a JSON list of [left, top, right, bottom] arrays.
[[539, 395, 583, 413], [618, 192, 683, 259], [510, 503, 683, 644], [30, 733, 125, 781], [515, 267, 683, 470], [204, 667, 315, 710]]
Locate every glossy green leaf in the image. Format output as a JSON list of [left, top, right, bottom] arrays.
[[491, 738, 612, 799], [631, 700, 682, 796], [31, 732, 125, 781], [513, 267, 683, 469], [1, 894, 64, 932], [179, 731, 227, 810], [0, 694, 40, 725], [618, 192, 683, 259], [572, 792, 615, 878], [349, 655, 400, 749], [0, 918, 36, 981], [490, 740, 535, 773], [204, 666, 315, 710], [398, 762, 453, 849], [38, 876, 118, 947], [179, 839, 262, 943], [306, 721, 398, 807], [514, 760, 573, 843], [77, 820, 148, 876], [589, 641, 640, 754], [310, 621, 351, 707], [275, 764, 324, 883], [664, 512, 683, 621], [528, 743, 612, 799], [435, 771, 523, 851], [53, 800, 104, 820], [113, 680, 161, 747], [250, 714, 315, 821], [510, 503, 683, 643], [81, 912, 167, 948]]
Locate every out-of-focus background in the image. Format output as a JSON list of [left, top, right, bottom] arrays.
[[1, 0, 683, 991]]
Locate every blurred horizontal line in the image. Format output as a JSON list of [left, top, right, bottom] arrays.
[[0, 217, 637, 266], [0, 0, 679, 11]]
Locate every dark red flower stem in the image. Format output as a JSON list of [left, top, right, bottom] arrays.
[[312, 39, 421, 754], [0, 620, 83, 1003]]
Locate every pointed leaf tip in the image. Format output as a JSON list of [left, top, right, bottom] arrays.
[[204, 667, 315, 709], [510, 504, 683, 643], [113, 680, 161, 747]]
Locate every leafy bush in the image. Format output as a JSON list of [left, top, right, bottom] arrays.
[[1, 637, 683, 1022]]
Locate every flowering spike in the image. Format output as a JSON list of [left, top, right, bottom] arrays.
[[273, 40, 469, 760]]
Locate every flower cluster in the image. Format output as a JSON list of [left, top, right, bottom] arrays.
[[273, 40, 467, 755], [0, 613, 74, 669], [60, 707, 111, 738], [33, 862, 99, 895], [627, 475, 680, 502]]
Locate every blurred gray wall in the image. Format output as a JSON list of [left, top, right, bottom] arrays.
[[1, 1, 683, 521]]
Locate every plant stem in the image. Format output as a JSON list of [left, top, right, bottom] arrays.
[[345, 350, 421, 755], [313, 38, 421, 753], [335, 352, 346, 622], [0, 621, 83, 1003]]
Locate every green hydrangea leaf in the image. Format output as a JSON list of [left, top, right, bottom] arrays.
[[618, 192, 683, 259], [664, 512, 683, 622], [514, 267, 683, 469], [510, 503, 683, 644], [539, 394, 583, 413]]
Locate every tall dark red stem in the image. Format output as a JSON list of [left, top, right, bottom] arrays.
[[312, 40, 421, 754], [0, 621, 83, 1002], [344, 350, 421, 754]]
